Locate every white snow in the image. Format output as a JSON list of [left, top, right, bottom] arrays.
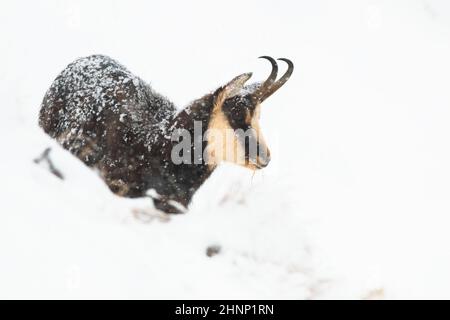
[[1, 0, 450, 299]]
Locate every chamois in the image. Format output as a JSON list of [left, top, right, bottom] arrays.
[[39, 55, 293, 213]]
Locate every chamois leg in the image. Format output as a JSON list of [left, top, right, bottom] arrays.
[[153, 198, 185, 214], [34, 147, 64, 180], [132, 207, 171, 223]]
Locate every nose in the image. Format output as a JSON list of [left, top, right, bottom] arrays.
[[257, 149, 271, 168]]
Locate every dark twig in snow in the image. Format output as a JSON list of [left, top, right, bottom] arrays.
[[206, 245, 221, 257], [34, 147, 64, 180]]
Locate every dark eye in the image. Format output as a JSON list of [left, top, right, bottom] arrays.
[[223, 97, 251, 130], [229, 105, 247, 127], [223, 96, 254, 130]]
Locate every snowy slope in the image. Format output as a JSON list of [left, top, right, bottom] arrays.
[[1, 0, 450, 299]]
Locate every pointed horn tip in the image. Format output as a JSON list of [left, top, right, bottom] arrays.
[[277, 57, 294, 67], [257, 56, 278, 75], [258, 55, 276, 61]]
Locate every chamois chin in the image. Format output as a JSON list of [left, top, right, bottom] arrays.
[[39, 55, 293, 213]]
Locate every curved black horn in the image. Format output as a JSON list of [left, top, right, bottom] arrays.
[[259, 58, 294, 102], [253, 56, 278, 101]]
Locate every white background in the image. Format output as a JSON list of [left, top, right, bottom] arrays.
[[1, 0, 450, 299]]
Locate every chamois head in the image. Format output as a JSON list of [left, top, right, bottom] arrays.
[[205, 56, 294, 170]]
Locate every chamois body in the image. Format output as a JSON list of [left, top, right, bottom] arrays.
[[39, 55, 293, 213]]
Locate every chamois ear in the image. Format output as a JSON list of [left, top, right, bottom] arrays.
[[221, 72, 252, 99]]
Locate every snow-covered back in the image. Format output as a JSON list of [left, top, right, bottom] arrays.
[[40, 54, 176, 152], [1, 0, 450, 299]]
